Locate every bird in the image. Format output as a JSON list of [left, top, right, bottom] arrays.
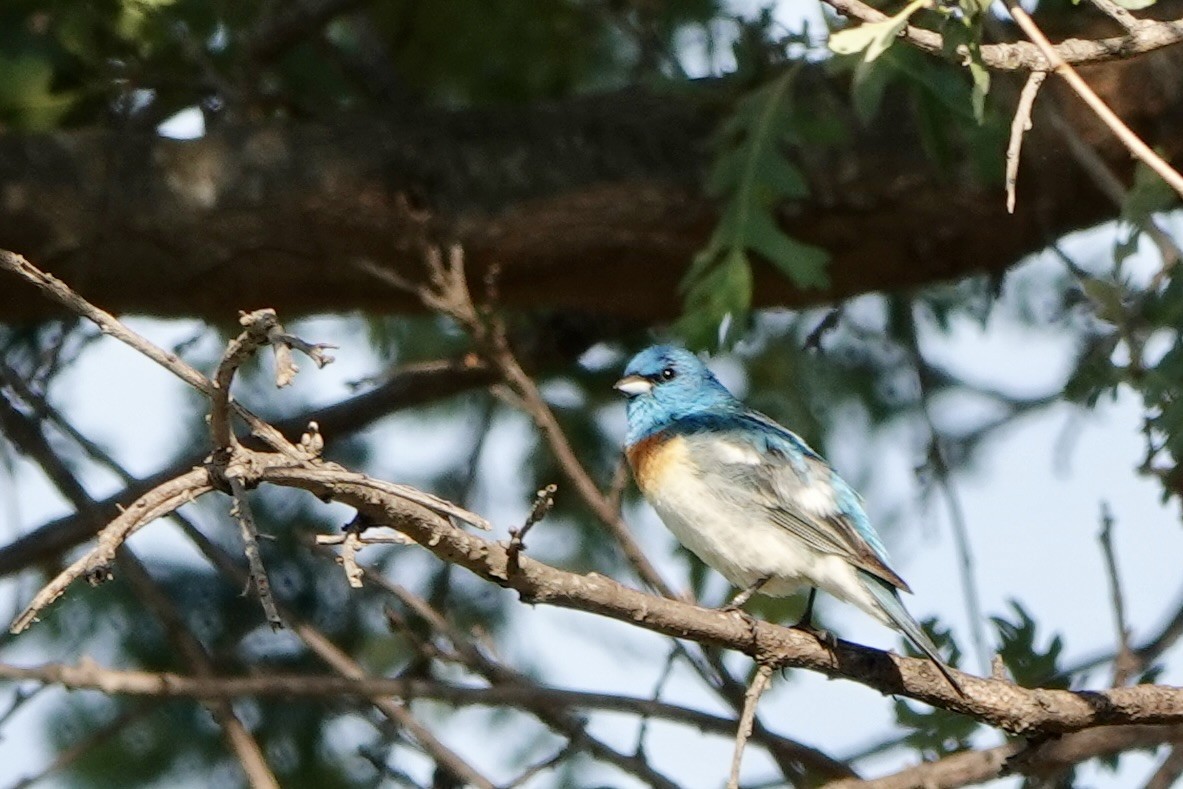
[[614, 344, 962, 693]]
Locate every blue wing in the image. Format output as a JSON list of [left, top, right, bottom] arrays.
[[676, 410, 910, 593]]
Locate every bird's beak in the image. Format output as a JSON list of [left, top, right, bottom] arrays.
[[614, 374, 652, 397]]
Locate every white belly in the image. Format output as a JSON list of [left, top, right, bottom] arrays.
[[638, 437, 886, 621]]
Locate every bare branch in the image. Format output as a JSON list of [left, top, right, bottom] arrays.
[[1145, 744, 1183, 789], [0, 250, 303, 459], [728, 663, 774, 789], [254, 459, 1183, 733], [827, 725, 1183, 788], [1099, 503, 1137, 685], [823, 0, 1183, 70], [1006, 71, 1047, 214], [507, 484, 557, 573], [1003, 0, 1183, 199], [1088, 0, 1148, 33], [363, 245, 676, 598], [226, 473, 283, 628], [117, 549, 279, 789], [9, 466, 214, 633]]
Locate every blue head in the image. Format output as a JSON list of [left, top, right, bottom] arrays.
[[614, 345, 739, 443]]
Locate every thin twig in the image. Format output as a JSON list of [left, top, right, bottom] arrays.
[[117, 549, 279, 789], [1005, 71, 1047, 213], [906, 308, 989, 673], [824, 0, 1183, 70], [226, 473, 283, 629], [728, 663, 774, 789], [501, 741, 577, 789], [1041, 103, 1182, 274], [803, 307, 843, 353], [1145, 744, 1183, 789], [1004, 0, 1183, 200], [507, 484, 557, 573], [0, 250, 302, 459], [1099, 502, 1137, 685], [209, 308, 335, 449], [1088, 0, 1145, 34], [10, 467, 214, 633]]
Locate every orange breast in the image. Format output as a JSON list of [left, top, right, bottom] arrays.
[[627, 432, 684, 494]]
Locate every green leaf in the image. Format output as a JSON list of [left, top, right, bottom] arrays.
[[679, 248, 753, 348], [748, 212, 829, 288], [851, 56, 892, 124], [1116, 160, 1180, 265], [967, 53, 990, 123], [828, 0, 929, 63], [992, 600, 1071, 688], [686, 65, 830, 348]]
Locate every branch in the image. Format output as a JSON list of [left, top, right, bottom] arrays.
[[355, 567, 686, 788], [1005, 71, 1047, 214], [823, 0, 1183, 70], [826, 725, 1183, 788], [173, 513, 497, 789], [1003, 0, 1183, 200], [362, 246, 677, 598], [728, 663, 774, 789], [0, 250, 303, 459], [9, 466, 214, 633], [117, 550, 279, 789], [254, 459, 1183, 733]]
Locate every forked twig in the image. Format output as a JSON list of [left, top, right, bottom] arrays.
[[0, 250, 302, 459], [1004, 1, 1183, 200], [507, 484, 557, 572], [10, 468, 214, 633]]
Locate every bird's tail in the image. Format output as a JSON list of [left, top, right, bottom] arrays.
[[860, 572, 965, 697]]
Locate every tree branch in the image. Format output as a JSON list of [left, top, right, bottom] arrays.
[[823, 0, 1183, 70]]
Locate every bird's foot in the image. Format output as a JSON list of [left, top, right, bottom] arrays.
[[721, 577, 770, 613]]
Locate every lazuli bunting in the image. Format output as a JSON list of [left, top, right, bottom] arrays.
[[615, 345, 961, 692]]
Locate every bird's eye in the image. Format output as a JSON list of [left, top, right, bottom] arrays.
[[660, 367, 676, 381]]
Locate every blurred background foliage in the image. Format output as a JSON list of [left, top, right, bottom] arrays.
[[0, 0, 1181, 786]]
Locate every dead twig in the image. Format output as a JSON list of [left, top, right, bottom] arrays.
[[1004, 0, 1183, 200], [0, 250, 302, 459], [226, 472, 283, 629], [1088, 0, 1146, 34], [1099, 503, 1137, 685], [507, 484, 557, 573], [1005, 71, 1047, 213], [210, 308, 335, 450], [823, 0, 1183, 70], [728, 663, 774, 789], [10, 467, 214, 633]]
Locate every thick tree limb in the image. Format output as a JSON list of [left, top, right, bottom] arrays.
[[2, 34, 1182, 325]]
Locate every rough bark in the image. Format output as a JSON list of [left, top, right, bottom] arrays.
[[1, 44, 1181, 324]]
